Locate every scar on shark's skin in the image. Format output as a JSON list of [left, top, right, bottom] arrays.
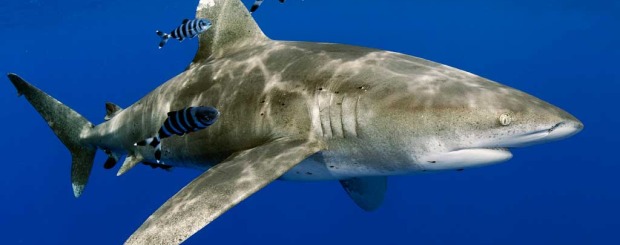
[[8, 0, 583, 244]]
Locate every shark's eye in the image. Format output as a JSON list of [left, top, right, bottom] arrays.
[[499, 113, 512, 126]]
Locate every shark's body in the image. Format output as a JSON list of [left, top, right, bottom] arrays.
[[91, 42, 529, 179], [8, 0, 582, 244]]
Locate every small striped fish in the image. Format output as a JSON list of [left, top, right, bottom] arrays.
[[135, 106, 220, 163], [156, 18, 212, 49], [250, 0, 286, 13]]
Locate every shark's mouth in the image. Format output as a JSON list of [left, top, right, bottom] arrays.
[[420, 121, 582, 171], [486, 121, 582, 148]]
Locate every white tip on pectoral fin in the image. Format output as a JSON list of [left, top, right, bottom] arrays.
[[125, 138, 324, 244]]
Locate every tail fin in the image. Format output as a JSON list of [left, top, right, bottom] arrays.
[[156, 30, 170, 49], [8, 73, 96, 198]]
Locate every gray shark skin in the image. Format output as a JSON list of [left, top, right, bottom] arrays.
[[8, 0, 583, 244]]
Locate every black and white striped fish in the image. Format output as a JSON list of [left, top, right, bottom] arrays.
[[250, 0, 286, 13], [156, 18, 212, 49], [135, 106, 219, 163]]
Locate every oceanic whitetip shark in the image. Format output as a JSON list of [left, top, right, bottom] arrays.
[[7, 0, 583, 244]]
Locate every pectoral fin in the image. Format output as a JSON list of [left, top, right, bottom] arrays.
[[125, 138, 323, 245], [340, 176, 387, 212]]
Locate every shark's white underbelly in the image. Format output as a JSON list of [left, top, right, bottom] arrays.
[[279, 151, 408, 181]]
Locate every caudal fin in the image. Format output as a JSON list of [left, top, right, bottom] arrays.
[[156, 30, 170, 49], [8, 73, 96, 198]]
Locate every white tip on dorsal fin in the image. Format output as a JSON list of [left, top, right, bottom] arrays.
[[192, 0, 268, 61], [104, 102, 123, 121]]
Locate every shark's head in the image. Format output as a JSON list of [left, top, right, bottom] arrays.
[[466, 97, 583, 149], [355, 53, 583, 171]]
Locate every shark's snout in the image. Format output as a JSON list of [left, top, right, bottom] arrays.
[[486, 117, 582, 148], [546, 118, 583, 142], [469, 109, 583, 149]]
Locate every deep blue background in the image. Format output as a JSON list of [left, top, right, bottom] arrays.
[[1, 0, 618, 244]]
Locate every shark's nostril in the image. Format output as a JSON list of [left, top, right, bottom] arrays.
[[545, 120, 582, 142], [548, 122, 565, 133]]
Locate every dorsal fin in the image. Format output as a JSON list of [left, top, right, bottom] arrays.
[[105, 102, 123, 121], [192, 0, 268, 61]]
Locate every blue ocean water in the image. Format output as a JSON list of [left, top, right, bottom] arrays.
[[1, 0, 618, 244]]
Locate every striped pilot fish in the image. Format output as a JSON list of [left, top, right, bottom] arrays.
[[250, 0, 286, 13], [135, 106, 220, 163], [156, 18, 212, 49]]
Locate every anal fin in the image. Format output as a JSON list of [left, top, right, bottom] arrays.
[[340, 176, 387, 212], [117, 153, 144, 176], [125, 138, 323, 245]]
